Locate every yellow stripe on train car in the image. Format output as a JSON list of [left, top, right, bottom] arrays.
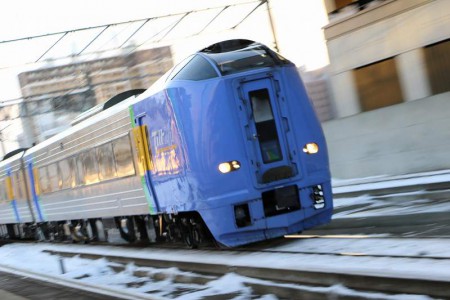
[[5, 176, 14, 201], [33, 168, 41, 196], [132, 125, 154, 176]]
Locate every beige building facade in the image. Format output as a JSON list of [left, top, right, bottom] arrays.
[[322, 0, 450, 179], [17, 47, 173, 146]]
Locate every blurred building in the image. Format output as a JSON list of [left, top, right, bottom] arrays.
[[300, 67, 334, 122], [321, 0, 450, 179], [17, 47, 173, 145], [0, 103, 24, 157]]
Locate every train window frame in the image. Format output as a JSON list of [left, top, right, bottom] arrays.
[[80, 148, 100, 186], [0, 179, 7, 202], [12, 171, 27, 201], [47, 163, 61, 192], [97, 142, 117, 181], [38, 166, 51, 194], [59, 157, 77, 190], [112, 135, 136, 178], [12, 172, 20, 200], [76, 154, 86, 186]]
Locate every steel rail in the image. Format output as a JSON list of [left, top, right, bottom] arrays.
[[43, 248, 450, 298]]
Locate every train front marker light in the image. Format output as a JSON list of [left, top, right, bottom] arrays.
[[218, 160, 241, 174], [303, 143, 319, 154], [218, 162, 232, 173]]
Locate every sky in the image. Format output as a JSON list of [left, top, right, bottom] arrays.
[[0, 0, 330, 100]]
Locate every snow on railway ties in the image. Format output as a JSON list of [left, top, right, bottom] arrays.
[[43, 244, 450, 299]]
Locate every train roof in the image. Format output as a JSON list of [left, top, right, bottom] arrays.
[[2, 39, 291, 166], [0, 148, 27, 168], [164, 39, 293, 81], [23, 92, 144, 158], [70, 89, 146, 126]]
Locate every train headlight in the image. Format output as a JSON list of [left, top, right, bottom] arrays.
[[303, 143, 319, 154], [218, 161, 241, 174]]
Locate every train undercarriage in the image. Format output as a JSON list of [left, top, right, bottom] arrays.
[[0, 213, 212, 248]]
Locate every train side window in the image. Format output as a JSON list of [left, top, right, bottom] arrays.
[[81, 149, 100, 185], [59, 158, 76, 189], [12, 172, 20, 200], [38, 167, 51, 194], [113, 135, 135, 177], [76, 154, 86, 186], [47, 163, 60, 192], [12, 171, 26, 200], [0, 180, 7, 202], [97, 143, 117, 181]]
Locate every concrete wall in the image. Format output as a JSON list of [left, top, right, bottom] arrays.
[[323, 91, 450, 179], [325, 0, 450, 118]]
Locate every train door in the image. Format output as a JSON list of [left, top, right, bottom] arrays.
[[238, 76, 297, 186], [133, 114, 160, 214]]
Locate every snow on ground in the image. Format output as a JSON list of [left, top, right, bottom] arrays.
[[332, 169, 450, 194], [0, 237, 449, 299], [331, 170, 450, 219]]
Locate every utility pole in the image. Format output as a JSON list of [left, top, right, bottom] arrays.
[[266, 0, 280, 52]]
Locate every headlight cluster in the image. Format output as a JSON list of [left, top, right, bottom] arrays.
[[303, 142, 319, 154], [218, 160, 241, 174]]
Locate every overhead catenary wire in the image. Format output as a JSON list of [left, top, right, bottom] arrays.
[[195, 6, 230, 35], [77, 26, 111, 56], [0, 0, 265, 73], [0, 0, 270, 111]]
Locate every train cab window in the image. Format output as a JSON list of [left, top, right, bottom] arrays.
[[59, 158, 76, 189], [171, 55, 218, 81], [250, 88, 283, 164], [38, 167, 51, 194], [112, 136, 135, 177], [47, 163, 61, 191], [204, 45, 277, 76], [97, 143, 117, 181], [78, 149, 100, 185]]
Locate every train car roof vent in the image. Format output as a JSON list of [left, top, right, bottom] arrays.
[[2, 148, 28, 161], [200, 39, 255, 53]]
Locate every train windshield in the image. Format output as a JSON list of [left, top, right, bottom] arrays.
[[203, 44, 290, 76]]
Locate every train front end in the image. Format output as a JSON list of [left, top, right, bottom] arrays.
[[148, 39, 333, 247]]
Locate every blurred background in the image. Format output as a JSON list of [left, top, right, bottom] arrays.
[[0, 0, 449, 181]]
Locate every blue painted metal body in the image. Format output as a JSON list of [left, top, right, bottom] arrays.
[[131, 40, 333, 247]]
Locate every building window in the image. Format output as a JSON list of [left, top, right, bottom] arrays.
[[424, 39, 450, 95], [353, 57, 403, 112], [334, 0, 354, 10]]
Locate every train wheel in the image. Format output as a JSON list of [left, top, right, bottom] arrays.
[[183, 223, 201, 249], [191, 226, 202, 248]]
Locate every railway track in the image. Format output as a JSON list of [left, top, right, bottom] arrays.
[[37, 238, 450, 299]]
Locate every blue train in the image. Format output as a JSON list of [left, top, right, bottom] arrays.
[[0, 39, 332, 247]]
